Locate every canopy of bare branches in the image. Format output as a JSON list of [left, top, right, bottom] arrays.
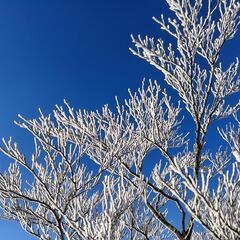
[[0, 0, 239, 239]]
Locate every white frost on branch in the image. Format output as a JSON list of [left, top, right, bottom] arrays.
[[0, 0, 239, 239]]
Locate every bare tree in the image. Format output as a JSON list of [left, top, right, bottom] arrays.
[[0, 0, 239, 239]]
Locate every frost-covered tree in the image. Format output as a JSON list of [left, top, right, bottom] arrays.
[[0, 0, 239, 239]]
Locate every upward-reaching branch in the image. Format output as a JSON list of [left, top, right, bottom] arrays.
[[0, 1, 239, 239]]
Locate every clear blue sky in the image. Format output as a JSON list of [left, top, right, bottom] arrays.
[[0, 0, 238, 239]]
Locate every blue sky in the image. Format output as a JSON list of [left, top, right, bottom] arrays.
[[0, 0, 239, 239]]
